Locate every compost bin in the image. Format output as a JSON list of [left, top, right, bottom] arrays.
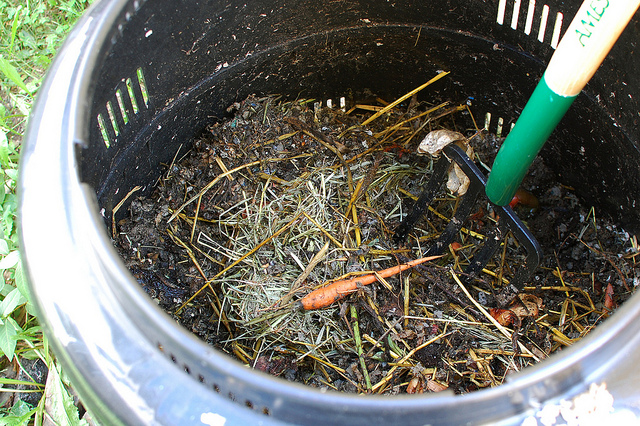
[[19, 0, 640, 424]]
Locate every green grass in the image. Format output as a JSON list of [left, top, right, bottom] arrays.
[[1, 0, 92, 423]]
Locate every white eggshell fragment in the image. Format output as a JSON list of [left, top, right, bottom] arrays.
[[446, 142, 474, 196], [417, 129, 465, 156], [416, 129, 473, 196], [447, 163, 470, 196]]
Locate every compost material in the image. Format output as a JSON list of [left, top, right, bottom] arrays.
[[113, 88, 638, 395]]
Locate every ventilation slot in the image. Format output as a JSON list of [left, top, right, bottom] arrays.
[[157, 346, 275, 417], [497, 0, 565, 49], [97, 67, 149, 148], [484, 111, 515, 137]]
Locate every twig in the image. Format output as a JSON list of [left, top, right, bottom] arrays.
[[163, 144, 186, 182], [301, 211, 345, 249], [403, 275, 410, 328], [351, 305, 372, 392], [167, 229, 233, 335], [168, 160, 262, 222], [279, 241, 330, 306], [111, 185, 142, 238], [372, 330, 453, 392], [168, 154, 312, 222], [344, 152, 382, 219], [373, 101, 450, 139], [361, 72, 450, 126], [215, 156, 234, 181], [190, 194, 203, 242]]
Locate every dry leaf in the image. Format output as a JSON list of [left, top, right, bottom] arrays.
[[450, 242, 462, 252], [509, 294, 543, 319], [489, 308, 518, 327], [406, 377, 422, 394], [604, 283, 617, 310], [490, 294, 543, 327], [425, 379, 448, 393]]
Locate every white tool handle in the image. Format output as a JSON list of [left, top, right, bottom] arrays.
[[546, 0, 640, 97]]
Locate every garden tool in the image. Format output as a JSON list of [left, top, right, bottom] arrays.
[[395, 0, 640, 289]]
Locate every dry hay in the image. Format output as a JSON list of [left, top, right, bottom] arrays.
[[114, 77, 638, 394]]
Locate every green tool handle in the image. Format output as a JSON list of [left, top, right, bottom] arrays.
[[485, 0, 640, 206]]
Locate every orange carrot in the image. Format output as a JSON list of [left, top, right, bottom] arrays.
[[296, 255, 442, 310]]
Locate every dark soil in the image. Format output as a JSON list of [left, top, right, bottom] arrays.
[[113, 94, 638, 395]]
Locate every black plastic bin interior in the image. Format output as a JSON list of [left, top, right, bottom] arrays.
[[86, 1, 640, 232], [20, 0, 640, 424]]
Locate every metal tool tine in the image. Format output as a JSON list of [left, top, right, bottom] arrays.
[[394, 142, 542, 289], [494, 205, 543, 289], [425, 177, 482, 257], [393, 152, 450, 243], [463, 225, 502, 279]]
